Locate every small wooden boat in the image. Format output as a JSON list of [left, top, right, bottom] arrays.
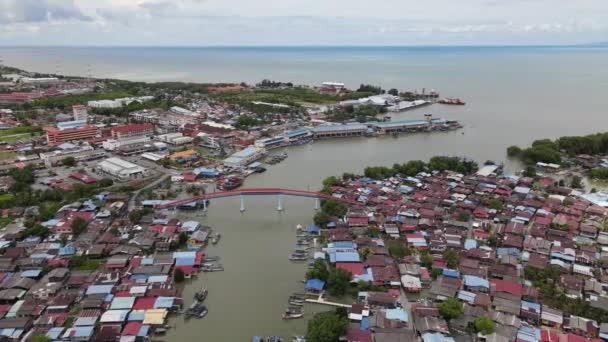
[[203, 256, 220, 262], [194, 287, 208, 302], [186, 302, 208, 318], [282, 312, 304, 320], [211, 233, 221, 245], [201, 264, 224, 272], [289, 255, 308, 262], [292, 336, 305, 342]]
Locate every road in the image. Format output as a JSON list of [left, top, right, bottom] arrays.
[[128, 174, 171, 209]]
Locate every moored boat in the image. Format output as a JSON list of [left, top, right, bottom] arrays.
[[194, 287, 208, 302], [282, 312, 304, 320]]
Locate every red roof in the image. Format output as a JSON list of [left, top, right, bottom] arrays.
[[182, 173, 198, 182], [346, 329, 372, 342], [122, 322, 143, 336], [491, 278, 523, 297], [336, 262, 365, 276], [111, 123, 153, 134], [133, 297, 156, 310], [70, 172, 97, 184]]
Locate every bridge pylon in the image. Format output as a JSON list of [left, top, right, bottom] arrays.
[[277, 195, 284, 211], [240, 195, 245, 212]]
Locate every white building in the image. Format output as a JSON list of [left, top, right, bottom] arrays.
[[102, 137, 150, 151], [223, 146, 266, 167], [88, 100, 122, 109], [157, 132, 193, 145], [97, 157, 148, 180], [72, 105, 88, 122], [19, 77, 61, 84]]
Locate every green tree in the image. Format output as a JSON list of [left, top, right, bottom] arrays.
[[321, 199, 347, 217], [25, 224, 50, 238], [178, 232, 188, 246], [487, 199, 503, 210], [306, 310, 349, 342], [443, 249, 460, 269], [327, 268, 352, 297], [507, 145, 522, 158], [420, 252, 433, 269], [98, 178, 114, 187], [431, 268, 442, 279], [387, 240, 409, 259], [306, 260, 329, 282], [570, 175, 583, 189], [62, 156, 76, 167], [71, 217, 88, 235], [31, 335, 51, 342], [388, 88, 399, 96], [438, 298, 463, 320], [313, 211, 330, 227], [474, 316, 495, 335], [174, 268, 185, 282]]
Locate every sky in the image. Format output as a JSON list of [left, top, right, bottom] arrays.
[[0, 0, 607, 46]]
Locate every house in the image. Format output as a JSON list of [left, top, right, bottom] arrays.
[[305, 279, 325, 296], [188, 230, 209, 248]]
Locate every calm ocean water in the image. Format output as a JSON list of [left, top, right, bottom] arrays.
[[2, 46, 608, 340]]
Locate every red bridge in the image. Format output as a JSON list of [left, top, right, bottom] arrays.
[[156, 187, 359, 209]]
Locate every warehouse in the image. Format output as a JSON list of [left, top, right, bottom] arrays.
[[97, 157, 148, 180]]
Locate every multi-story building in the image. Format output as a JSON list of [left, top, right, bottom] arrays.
[[111, 123, 154, 140], [45, 125, 98, 144], [102, 137, 151, 151], [311, 123, 368, 139], [72, 104, 88, 122], [39, 147, 106, 167]]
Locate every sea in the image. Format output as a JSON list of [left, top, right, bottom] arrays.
[[2, 46, 608, 340]]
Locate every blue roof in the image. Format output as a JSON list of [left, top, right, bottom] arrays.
[[137, 325, 150, 337], [463, 275, 489, 288], [327, 241, 356, 249], [383, 308, 408, 322], [464, 239, 477, 250], [521, 300, 541, 312], [422, 333, 455, 342], [329, 251, 360, 263], [305, 278, 325, 290], [65, 326, 94, 338], [154, 297, 174, 309], [175, 256, 196, 266], [86, 284, 114, 295], [46, 327, 64, 339], [58, 246, 75, 256], [20, 270, 42, 278], [233, 146, 261, 158], [442, 269, 460, 278], [141, 257, 154, 265], [128, 311, 145, 321], [41, 219, 60, 227], [173, 251, 197, 258], [181, 221, 200, 231], [306, 224, 321, 233], [360, 316, 370, 330]]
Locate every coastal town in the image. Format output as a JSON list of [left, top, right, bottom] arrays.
[[2, 65, 608, 342]]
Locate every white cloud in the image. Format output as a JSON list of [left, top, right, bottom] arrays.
[[0, 0, 607, 45]]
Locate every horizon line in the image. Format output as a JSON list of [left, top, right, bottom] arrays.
[[0, 42, 605, 49]]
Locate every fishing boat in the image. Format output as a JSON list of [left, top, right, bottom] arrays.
[[296, 240, 310, 246], [211, 233, 221, 245], [252, 337, 264, 342], [202, 256, 220, 262], [201, 264, 224, 272], [218, 177, 244, 190], [438, 98, 466, 105], [266, 337, 283, 342], [288, 255, 308, 262], [292, 336, 306, 342], [282, 312, 304, 320], [186, 302, 208, 318], [194, 287, 208, 302]]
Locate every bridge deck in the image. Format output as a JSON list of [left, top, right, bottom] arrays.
[[157, 187, 359, 208]]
